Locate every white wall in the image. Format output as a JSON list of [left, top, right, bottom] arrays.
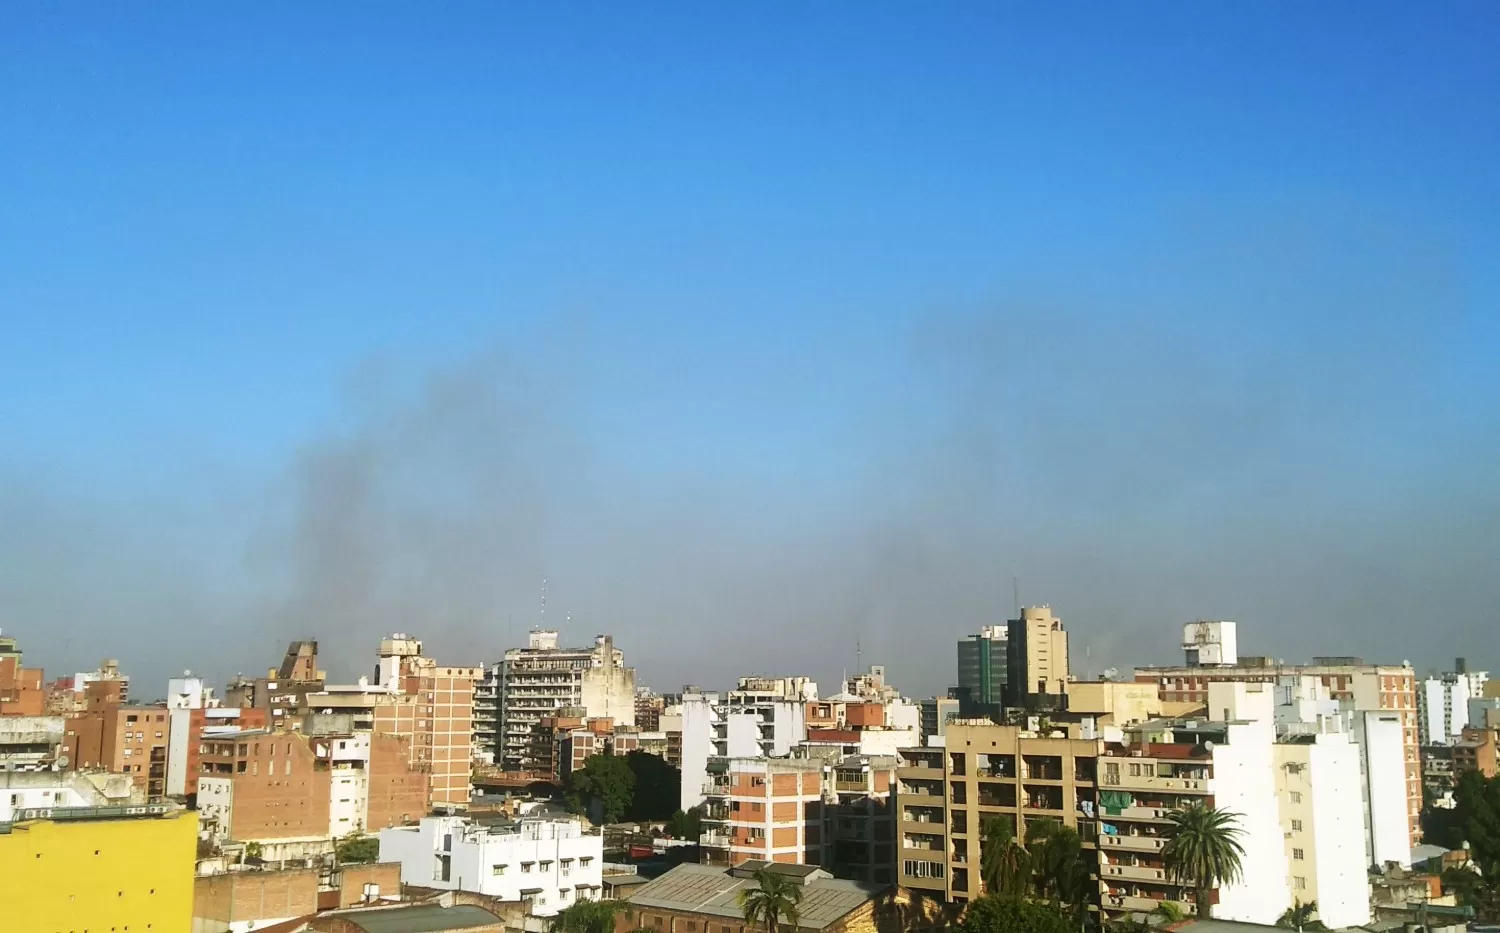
[[1209, 719, 1292, 924], [380, 816, 603, 916], [1354, 711, 1411, 868], [166, 708, 194, 797], [679, 698, 719, 811], [198, 777, 234, 842], [1305, 736, 1372, 928]]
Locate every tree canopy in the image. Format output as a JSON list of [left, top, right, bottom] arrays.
[[1437, 770, 1500, 921], [550, 899, 627, 933], [570, 754, 637, 824], [625, 750, 682, 821], [955, 896, 1074, 933], [336, 833, 381, 864]]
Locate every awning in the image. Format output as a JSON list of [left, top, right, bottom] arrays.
[[520, 887, 544, 895]]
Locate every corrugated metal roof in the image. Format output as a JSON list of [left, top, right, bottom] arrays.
[[333, 904, 501, 933], [625, 863, 885, 930]]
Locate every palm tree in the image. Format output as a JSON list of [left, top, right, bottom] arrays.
[[980, 816, 1032, 898], [1161, 802, 1246, 918], [1276, 899, 1320, 930], [1025, 820, 1092, 927], [740, 866, 803, 933]]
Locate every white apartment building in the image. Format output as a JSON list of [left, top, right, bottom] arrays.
[[379, 815, 603, 916], [494, 631, 636, 770], [726, 676, 819, 706], [679, 693, 808, 812], [1181, 620, 1238, 667], [1099, 682, 1370, 927], [1419, 670, 1487, 745]]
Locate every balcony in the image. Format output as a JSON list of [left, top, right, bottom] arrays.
[[1116, 805, 1173, 822], [1106, 895, 1192, 914], [1119, 774, 1210, 793], [702, 780, 730, 796], [903, 835, 944, 853], [701, 830, 731, 848], [1099, 834, 1167, 853], [1102, 863, 1168, 883]]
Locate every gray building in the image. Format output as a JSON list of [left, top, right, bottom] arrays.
[[955, 625, 1007, 715]]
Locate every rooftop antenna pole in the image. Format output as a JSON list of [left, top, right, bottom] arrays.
[[541, 578, 547, 628]]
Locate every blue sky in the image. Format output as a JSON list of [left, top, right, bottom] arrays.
[[2, 4, 1497, 692]]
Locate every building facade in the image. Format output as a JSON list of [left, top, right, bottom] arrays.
[[1006, 607, 1070, 708], [379, 815, 603, 916], [494, 631, 636, 771], [956, 626, 1007, 715]]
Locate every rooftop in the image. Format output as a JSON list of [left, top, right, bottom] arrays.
[[319, 904, 502, 933], [626, 862, 886, 931]]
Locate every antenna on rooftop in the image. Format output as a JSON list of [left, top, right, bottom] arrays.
[[541, 577, 547, 627]]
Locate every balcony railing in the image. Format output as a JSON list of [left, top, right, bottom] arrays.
[[1100, 834, 1166, 852]]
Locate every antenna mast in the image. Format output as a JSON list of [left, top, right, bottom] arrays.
[[541, 577, 547, 627]]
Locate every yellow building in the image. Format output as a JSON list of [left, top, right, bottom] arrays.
[[0, 805, 196, 932], [1067, 681, 1162, 726]]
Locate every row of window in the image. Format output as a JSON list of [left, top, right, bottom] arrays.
[[491, 856, 595, 875], [903, 859, 946, 879]]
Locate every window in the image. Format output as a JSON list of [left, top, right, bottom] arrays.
[[493, 864, 506, 876], [124, 748, 133, 758], [903, 859, 946, 880], [1290, 819, 1303, 832], [541, 860, 554, 870], [1289, 792, 1302, 804], [561, 858, 574, 868], [1294, 876, 1307, 891], [1293, 848, 1304, 860], [522, 862, 534, 873], [580, 856, 594, 867]]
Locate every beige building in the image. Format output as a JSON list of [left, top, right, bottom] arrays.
[[1068, 682, 1162, 726], [1136, 657, 1422, 843], [1007, 607, 1070, 706], [897, 720, 1102, 904]]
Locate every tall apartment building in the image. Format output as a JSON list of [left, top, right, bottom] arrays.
[[897, 720, 1103, 904], [1137, 626, 1422, 845], [1418, 661, 1490, 745], [197, 726, 429, 860], [493, 630, 636, 770], [1181, 620, 1238, 667], [678, 692, 808, 812], [374, 633, 481, 809], [224, 640, 327, 729], [0, 631, 45, 716], [164, 671, 267, 797], [956, 626, 1008, 715], [1006, 607, 1070, 708], [919, 696, 961, 743], [635, 688, 665, 732], [474, 661, 501, 764], [1097, 681, 1371, 929]]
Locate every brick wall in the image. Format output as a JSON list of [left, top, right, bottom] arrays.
[[336, 862, 402, 907], [193, 867, 319, 928], [366, 733, 428, 832]]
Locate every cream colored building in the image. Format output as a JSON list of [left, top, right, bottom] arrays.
[[1007, 607, 1070, 705], [1068, 682, 1161, 726]]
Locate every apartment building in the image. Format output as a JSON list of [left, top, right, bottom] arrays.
[[1006, 607, 1070, 708], [699, 757, 828, 868], [224, 639, 327, 728], [63, 703, 172, 797], [1068, 682, 1162, 726], [493, 631, 636, 770], [822, 754, 898, 884], [635, 688, 665, 731], [164, 671, 269, 797], [679, 692, 808, 812], [727, 676, 819, 706], [1137, 633, 1422, 844], [474, 662, 501, 764], [0, 648, 44, 716], [1418, 663, 1490, 745], [197, 726, 429, 860], [380, 815, 603, 916], [1097, 682, 1370, 928], [897, 720, 1103, 904], [919, 697, 961, 743], [376, 634, 481, 809]]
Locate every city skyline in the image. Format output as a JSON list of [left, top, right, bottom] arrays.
[[4, 4, 1498, 699]]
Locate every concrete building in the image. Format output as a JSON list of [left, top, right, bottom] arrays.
[[897, 719, 1103, 904], [1068, 681, 1163, 726], [380, 814, 603, 916], [1006, 607, 1070, 708], [197, 727, 429, 860], [1097, 682, 1371, 928], [1350, 710, 1413, 869], [918, 697, 961, 743], [473, 662, 501, 765], [1180, 621, 1238, 667], [956, 625, 1008, 717], [727, 676, 819, 706], [165, 671, 269, 798], [494, 631, 636, 771], [192, 862, 401, 931], [224, 639, 327, 728], [700, 756, 828, 868], [0, 801, 195, 932], [1419, 665, 1489, 745], [0, 716, 65, 771], [1137, 648, 1422, 845], [0, 632, 45, 716], [678, 692, 808, 812]]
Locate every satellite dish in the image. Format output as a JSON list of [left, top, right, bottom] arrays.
[[56, 756, 70, 768], [1203, 741, 1215, 751]]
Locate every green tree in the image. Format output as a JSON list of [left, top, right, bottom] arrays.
[[739, 866, 803, 933], [625, 751, 682, 821], [1162, 802, 1246, 918], [980, 816, 1031, 899], [665, 807, 702, 839], [243, 841, 263, 863], [570, 754, 637, 824], [335, 832, 381, 864], [1021, 820, 1091, 929], [954, 896, 1073, 933], [1436, 771, 1500, 921], [1154, 901, 1186, 924], [1276, 899, 1322, 930], [550, 899, 628, 933]]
